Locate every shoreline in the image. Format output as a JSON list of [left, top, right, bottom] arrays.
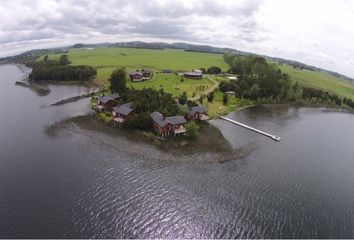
[[46, 114, 241, 160]]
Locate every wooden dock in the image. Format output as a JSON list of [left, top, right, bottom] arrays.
[[217, 115, 281, 141]]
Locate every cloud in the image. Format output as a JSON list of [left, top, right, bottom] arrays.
[[0, 0, 353, 78]]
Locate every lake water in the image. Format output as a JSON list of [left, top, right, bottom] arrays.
[[0, 64, 354, 238]]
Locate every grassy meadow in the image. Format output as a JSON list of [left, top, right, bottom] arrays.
[[47, 47, 229, 88], [47, 47, 354, 99], [279, 64, 354, 98], [128, 73, 214, 98]]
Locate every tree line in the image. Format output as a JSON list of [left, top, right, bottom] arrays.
[[29, 55, 96, 82]]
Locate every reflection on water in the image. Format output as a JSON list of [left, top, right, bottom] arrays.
[[1, 64, 354, 238]]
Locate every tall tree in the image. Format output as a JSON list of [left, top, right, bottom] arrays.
[[223, 93, 229, 105], [109, 68, 127, 93], [178, 92, 188, 105], [59, 54, 70, 65]]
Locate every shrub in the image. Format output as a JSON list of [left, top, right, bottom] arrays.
[[185, 121, 200, 139]]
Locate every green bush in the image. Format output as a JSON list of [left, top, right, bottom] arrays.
[[185, 121, 200, 139]]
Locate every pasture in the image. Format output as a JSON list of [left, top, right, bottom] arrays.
[[46, 46, 354, 100], [128, 73, 214, 98], [279, 64, 354, 98], [48, 47, 228, 87]]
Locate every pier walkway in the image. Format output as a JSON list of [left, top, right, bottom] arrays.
[[217, 115, 281, 141]]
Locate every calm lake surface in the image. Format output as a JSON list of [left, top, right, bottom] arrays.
[[1, 64, 354, 238]]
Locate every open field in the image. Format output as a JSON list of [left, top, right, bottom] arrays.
[[47, 47, 229, 85], [128, 73, 214, 98], [279, 64, 354, 98], [47, 47, 354, 99]]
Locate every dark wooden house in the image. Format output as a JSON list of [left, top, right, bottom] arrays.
[[112, 102, 134, 125], [96, 93, 120, 111], [187, 105, 209, 121], [129, 69, 153, 81], [150, 111, 187, 137]]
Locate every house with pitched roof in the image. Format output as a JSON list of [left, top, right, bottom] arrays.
[[112, 102, 134, 125], [129, 69, 152, 81], [150, 111, 187, 137], [96, 93, 120, 111], [187, 105, 209, 121]]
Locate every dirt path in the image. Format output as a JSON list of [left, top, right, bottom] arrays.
[[189, 76, 219, 101]]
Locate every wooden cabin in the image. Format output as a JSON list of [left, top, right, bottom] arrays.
[[112, 102, 134, 125], [150, 111, 187, 137], [129, 69, 152, 81], [97, 93, 120, 111], [187, 105, 209, 121]]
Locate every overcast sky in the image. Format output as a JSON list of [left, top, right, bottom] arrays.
[[1, 0, 353, 77]]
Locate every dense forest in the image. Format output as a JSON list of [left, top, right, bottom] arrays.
[[29, 55, 96, 82]]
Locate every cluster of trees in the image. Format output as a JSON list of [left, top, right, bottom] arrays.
[[223, 53, 294, 100], [178, 92, 188, 105], [223, 54, 304, 101], [198, 66, 222, 74], [123, 88, 182, 130], [207, 66, 222, 74], [302, 87, 342, 105], [29, 55, 96, 82], [343, 97, 354, 109]]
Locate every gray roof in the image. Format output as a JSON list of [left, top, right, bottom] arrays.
[[188, 105, 207, 116], [98, 93, 120, 104], [150, 111, 166, 127], [129, 71, 143, 76], [113, 102, 133, 116], [98, 93, 119, 104], [166, 115, 187, 125], [129, 69, 152, 75], [110, 93, 120, 99], [184, 72, 203, 76], [150, 111, 186, 127]]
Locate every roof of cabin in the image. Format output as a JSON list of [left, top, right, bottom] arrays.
[[150, 111, 186, 127], [166, 116, 187, 125], [188, 105, 208, 116], [150, 111, 166, 127], [129, 69, 152, 75], [98, 93, 120, 104], [129, 72, 143, 76], [113, 102, 133, 116]]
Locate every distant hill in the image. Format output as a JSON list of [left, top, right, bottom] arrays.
[[1, 41, 353, 83]]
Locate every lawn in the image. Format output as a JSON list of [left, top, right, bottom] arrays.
[[204, 90, 253, 118], [47, 47, 229, 86], [128, 73, 214, 98], [279, 64, 354, 98]]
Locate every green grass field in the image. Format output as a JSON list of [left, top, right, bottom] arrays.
[[46, 46, 354, 104], [128, 73, 214, 98], [279, 64, 354, 98], [48, 47, 228, 86]]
